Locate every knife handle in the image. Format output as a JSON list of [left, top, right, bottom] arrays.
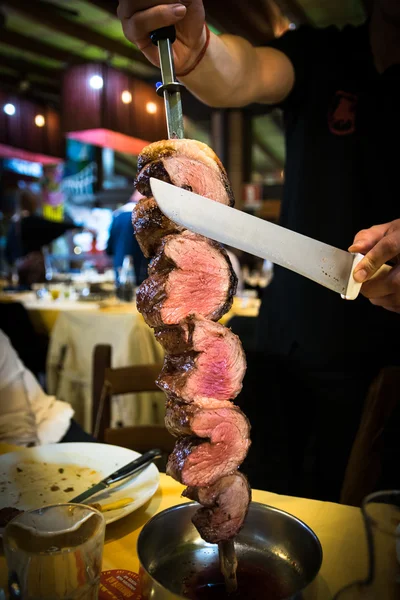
[[105, 448, 162, 485], [150, 26, 176, 45]]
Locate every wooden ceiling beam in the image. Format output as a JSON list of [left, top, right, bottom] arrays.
[[0, 72, 60, 102], [85, 0, 118, 16], [0, 54, 61, 81], [2, 0, 153, 68], [1, 29, 87, 65]]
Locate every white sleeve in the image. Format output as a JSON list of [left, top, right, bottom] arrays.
[[0, 330, 74, 446]]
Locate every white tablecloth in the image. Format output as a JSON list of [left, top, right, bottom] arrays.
[[46, 309, 165, 432]]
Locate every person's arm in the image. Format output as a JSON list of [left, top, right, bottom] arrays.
[[117, 0, 295, 107], [349, 219, 400, 313], [0, 331, 73, 446]]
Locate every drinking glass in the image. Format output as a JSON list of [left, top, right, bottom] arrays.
[[49, 284, 62, 301], [4, 504, 105, 600], [334, 490, 400, 600]]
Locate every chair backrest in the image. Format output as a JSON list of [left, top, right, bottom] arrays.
[[340, 366, 400, 506], [91, 345, 174, 457]]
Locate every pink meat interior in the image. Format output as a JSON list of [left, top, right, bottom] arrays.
[[163, 156, 230, 205]]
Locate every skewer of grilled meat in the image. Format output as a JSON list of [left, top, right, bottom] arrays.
[[134, 139, 251, 593]]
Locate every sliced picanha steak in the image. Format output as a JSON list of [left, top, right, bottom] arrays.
[[165, 399, 250, 486], [135, 139, 234, 206], [132, 196, 182, 258], [136, 231, 237, 327], [156, 316, 246, 403], [183, 472, 251, 544]]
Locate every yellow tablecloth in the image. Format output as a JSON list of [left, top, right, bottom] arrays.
[[220, 296, 260, 325], [0, 469, 368, 599], [0, 293, 260, 334], [0, 293, 141, 335]]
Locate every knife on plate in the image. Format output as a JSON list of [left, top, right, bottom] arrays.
[[150, 178, 364, 300], [69, 448, 162, 505]]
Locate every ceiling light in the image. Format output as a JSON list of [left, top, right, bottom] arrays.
[[121, 90, 132, 104], [74, 246, 82, 255], [3, 103, 16, 116], [35, 114, 45, 127], [289, 22, 296, 30], [146, 101, 157, 115], [89, 75, 103, 90]]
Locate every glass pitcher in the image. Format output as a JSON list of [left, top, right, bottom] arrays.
[[334, 490, 400, 600], [4, 503, 105, 600]]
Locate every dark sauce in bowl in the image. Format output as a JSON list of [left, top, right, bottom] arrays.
[[182, 562, 295, 600]]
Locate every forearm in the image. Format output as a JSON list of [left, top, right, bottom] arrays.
[[180, 32, 293, 108]]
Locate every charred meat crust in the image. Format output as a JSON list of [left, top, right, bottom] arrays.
[[183, 473, 252, 543], [156, 353, 197, 398], [137, 139, 227, 179], [136, 234, 238, 328], [154, 323, 192, 356], [135, 160, 172, 197], [165, 402, 251, 487], [136, 159, 234, 207], [155, 317, 245, 357], [166, 436, 203, 482], [135, 139, 234, 207], [164, 399, 251, 439], [155, 318, 246, 402], [148, 232, 237, 281], [132, 197, 182, 258]]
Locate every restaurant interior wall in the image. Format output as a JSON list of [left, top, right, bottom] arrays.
[[62, 63, 166, 145], [0, 91, 63, 160]]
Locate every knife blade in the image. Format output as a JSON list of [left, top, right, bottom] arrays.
[[69, 448, 162, 505], [149, 178, 363, 300], [151, 26, 184, 139]]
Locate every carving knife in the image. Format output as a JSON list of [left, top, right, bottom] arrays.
[[69, 448, 162, 505], [150, 26, 185, 139], [150, 178, 364, 300]]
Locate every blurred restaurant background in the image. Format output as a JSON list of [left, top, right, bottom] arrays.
[[0, 0, 367, 434]]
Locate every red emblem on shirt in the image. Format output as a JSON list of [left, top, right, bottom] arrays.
[[328, 91, 358, 135]]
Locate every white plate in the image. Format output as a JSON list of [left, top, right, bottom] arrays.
[[0, 442, 160, 527]]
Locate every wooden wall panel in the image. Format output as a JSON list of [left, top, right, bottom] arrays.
[[62, 64, 103, 132], [131, 79, 166, 142], [63, 64, 167, 143], [46, 107, 63, 158], [0, 90, 63, 158]]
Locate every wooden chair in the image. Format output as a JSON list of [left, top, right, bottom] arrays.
[[92, 344, 174, 469], [340, 366, 400, 507]]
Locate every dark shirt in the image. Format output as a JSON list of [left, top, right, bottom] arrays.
[[258, 23, 400, 364], [106, 208, 148, 285], [5, 215, 79, 264]]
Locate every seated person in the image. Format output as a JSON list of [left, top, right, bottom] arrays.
[[106, 190, 149, 286], [0, 329, 92, 446]]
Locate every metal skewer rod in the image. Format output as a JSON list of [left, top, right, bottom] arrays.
[[157, 37, 184, 140], [151, 23, 237, 596], [151, 26, 185, 140], [219, 539, 238, 594]]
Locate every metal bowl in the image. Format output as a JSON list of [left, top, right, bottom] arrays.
[[137, 501, 323, 599]]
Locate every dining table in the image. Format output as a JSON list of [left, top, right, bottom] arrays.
[[0, 291, 260, 433], [0, 466, 368, 599], [0, 291, 260, 335]]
